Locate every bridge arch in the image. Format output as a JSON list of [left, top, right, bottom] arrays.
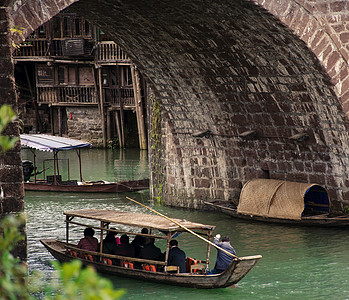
[[4, 0, 349, 211], [252, 0, 349, 117]]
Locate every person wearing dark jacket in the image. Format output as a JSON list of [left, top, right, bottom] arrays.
[[168, 239, 186, 273], [212, 234, 236, 274], [139, 238, 163, 261], [115, 234, 135, 257], [131, 228, 148, 257], [102, 231, 118, 255]]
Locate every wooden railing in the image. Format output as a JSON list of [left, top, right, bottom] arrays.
[[37, 86, 97, 104], [14, 39, 128, 62], [110, 87, 135, 106], [96, 42, 131, 63], [14, 40, 50, 57], [14, 39, 93, 58]]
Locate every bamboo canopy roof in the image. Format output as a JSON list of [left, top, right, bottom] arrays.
[[64, 209, 215, 232], [238, 179, 329, 220]]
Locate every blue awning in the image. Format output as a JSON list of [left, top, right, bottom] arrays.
[[20, 134, 92, 152]]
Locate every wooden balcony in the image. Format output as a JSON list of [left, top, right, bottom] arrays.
[[37, 86, 97, 104], [96, 42, 131, 63], [14, 39, 94, 58], [14, 40, 50, 57], [110, 87, 135, 107]]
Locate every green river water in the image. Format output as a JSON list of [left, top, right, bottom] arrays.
[[22, 148, 349, 299]]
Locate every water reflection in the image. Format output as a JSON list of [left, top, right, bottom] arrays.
[[23, 149, 349, 299]]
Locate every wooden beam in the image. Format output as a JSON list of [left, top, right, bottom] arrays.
[[114, 110, 123, 148], [131, 65, 147, 150], [106, 110, 111, 141], [97, 67, 107, 148], [120, 98, 125, 148]]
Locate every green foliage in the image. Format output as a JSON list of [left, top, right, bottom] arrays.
[[10, 26, 25, 36], [154, 183, 163, 204], [39, 260, 126, 300], [151, 97, 161, 150], [0, 214, 126, 300], [10, 26, 25, 49], [344, 206, 349, 215], [149, 97, 165, 203], [0, 104, 18, 153], [0, 105, 125, 299], [0, 214, 30, 300]]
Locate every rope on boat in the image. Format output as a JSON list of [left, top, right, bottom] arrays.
[[126, 196, 238, 259]]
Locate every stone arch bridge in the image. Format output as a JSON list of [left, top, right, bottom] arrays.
[[2, 0, 349, 220]]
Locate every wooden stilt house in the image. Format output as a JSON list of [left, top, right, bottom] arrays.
[[14, 8, 147, 149]]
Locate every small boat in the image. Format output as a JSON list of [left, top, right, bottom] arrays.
[[205, 179, 349, 227], [40, 208, 262, 289], [20, 134, 149, 193]]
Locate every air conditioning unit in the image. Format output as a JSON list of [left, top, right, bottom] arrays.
[[62, 38, 84, 56]]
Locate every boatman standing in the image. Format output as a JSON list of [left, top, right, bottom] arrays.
[[211, 234, 237, 274]]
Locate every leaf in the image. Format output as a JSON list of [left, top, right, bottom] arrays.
[[0, 105, 17, 133], [0, 136, 18, 153]]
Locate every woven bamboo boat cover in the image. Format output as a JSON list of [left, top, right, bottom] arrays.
[[237, 179, 327, 220]]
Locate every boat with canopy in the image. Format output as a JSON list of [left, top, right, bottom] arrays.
[[205, 179, 349, 227], [40, 205, 262, 288], [20, 134, 149, 193]]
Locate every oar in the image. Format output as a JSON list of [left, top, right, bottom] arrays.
[[126, 196, 238, 258]]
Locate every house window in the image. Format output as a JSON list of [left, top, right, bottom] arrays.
[[122, 66, 132, 86], [79, 67, 94, 86], [110, 68, 117, 86], [58, 66, 66, 84], [74, 18, 82, 36], [68, 66, 77, 85], [85, 20, 91, 36], [37, 65, 53, 84], [53, 17, 61, 38], [37, 25, 46, 38], [63, 16, 71, 38], [102, 68, 108, 86]]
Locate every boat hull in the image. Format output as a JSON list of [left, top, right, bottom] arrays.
[[41, 239, 261, 289], [24, 178, 149, 193], [205, 201, 349, 227]]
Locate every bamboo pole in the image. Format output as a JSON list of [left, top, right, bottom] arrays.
[[125, 196, 238, 259]]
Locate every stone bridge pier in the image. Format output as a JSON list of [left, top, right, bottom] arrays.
[[2, 0, 349, 220]]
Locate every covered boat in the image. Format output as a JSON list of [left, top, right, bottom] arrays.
[[21, 134, 149, 193], [41, 208, 261, 289], [205, 179, 349, 227]]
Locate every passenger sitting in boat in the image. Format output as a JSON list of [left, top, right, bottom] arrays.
[[115, 234, 135, 258], [168, 239, 186, 273], [102, 230, 118, 255], [139, 238, 163, 261], [77, 227, 98, 252], [211, 234, 236, 274], [110, 227, 121, 246], [131, 228, 148, 257]]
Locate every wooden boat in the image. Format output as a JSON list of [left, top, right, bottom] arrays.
[[21, 134, 149, 193], [23, 178, 149, 193], [205, 179, 349, 227], [40, 208, 262, 289]]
